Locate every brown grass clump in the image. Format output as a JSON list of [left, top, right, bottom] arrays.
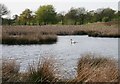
[[2, 59, 20, 82], [2, 57, 59, 83], [25, 57, 59, 83], [76, 54, 118, 82]]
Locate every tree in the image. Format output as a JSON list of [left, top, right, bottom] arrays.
[[94, 8, 115, 22], [18, 9, 32, 25], [94, 8, 104, 22], [0, 4, 9, 18], [65, 7, 78, 25], [76, 7, 86, 24], [114, 11, 120, 21], [65, 7, 86, 25], [35, 5, 57, 25], [0, 4, 9, 25], [101, 8, 115, 21], [12, 14, 19, 25], [56, 13, 64, 25], [85, 10, 95, 23]]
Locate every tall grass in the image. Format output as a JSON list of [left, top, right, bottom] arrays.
[[2, 57, 59, 83], [2, 22, 119, 36], [2, 54, 119, 83], [76, 54, 118, 82], [26, 57, 58, 83], [2, 59, 20, 82]]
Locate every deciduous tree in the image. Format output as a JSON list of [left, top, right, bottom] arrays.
[[18, 9, 32, 25], [35, 5, 57, 25]]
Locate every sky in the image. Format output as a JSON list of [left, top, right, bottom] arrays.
[[0, 0, 119, 17]]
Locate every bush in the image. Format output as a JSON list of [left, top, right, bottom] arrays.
[[102, 17, 110, 22]]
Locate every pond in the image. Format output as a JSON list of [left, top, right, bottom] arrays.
[[2, 35, 118, 79]]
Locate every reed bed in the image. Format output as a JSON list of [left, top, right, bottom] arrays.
[[2, 34, 57, 45], [1, 54, 119, 83], [2, 22, 119, 36], [1, 22, 119, 44]]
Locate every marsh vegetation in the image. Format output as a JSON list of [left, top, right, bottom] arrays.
[[1, 22, 119, 45], [2, 54, 118, 83]]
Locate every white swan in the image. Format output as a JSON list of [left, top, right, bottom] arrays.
[[70, 39, 77, 44]]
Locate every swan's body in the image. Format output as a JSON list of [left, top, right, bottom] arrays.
[[70, 39, 77, 44]]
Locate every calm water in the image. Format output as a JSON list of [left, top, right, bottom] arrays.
[[2, 35, 118, 78]]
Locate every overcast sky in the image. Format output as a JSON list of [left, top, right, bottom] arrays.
[[0, 0, 119, 17]]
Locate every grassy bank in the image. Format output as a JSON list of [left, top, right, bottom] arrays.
[[2, 54, 118, 83], [1, 22, 119, 45]]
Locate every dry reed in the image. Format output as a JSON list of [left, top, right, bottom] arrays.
[[76, 53, 118, 82], [1, 53, 119, 83]]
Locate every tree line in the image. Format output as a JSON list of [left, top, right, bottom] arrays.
[[0, 4, 119, 25]]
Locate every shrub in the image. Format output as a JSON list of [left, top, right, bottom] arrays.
[[102, 17, 110, 22]]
